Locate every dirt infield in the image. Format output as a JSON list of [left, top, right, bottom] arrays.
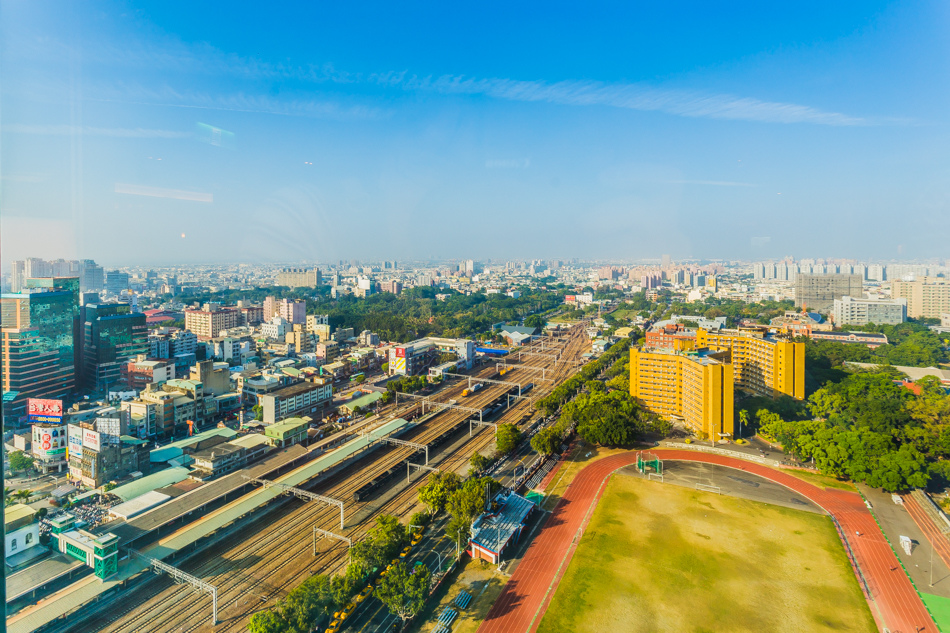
[[476, 449, 937, 633]]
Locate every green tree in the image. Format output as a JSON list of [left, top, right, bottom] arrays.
[[738, 410, 750, 439], [375, 561, 432, 623], [14, 489, 32, 503], [495, 423, 522, 455], [330, 562, 367, 609], [418, 471, 462, 515], [284, 573, 335, 631], [251, 404, 263, 421], [8, 451, 34, 473], [351, 515, 409, 569], [247, 609, 288, 633], [868, 444, 929, 491], [524, 314, 544, 330], [469, 451, 490, 474], [530, 427, 562, 455], [585, 380, 605, 393], [565, 390, 647, 447]]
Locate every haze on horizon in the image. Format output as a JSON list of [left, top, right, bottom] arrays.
[[1, 1, 948, 268]]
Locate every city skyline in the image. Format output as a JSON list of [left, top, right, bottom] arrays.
[[2, 1, 949, 266]]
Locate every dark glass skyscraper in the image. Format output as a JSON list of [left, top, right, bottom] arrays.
[[81, 303, 148, 393], [1, 277, 80, 424]]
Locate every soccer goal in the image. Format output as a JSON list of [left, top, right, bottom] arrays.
[[637, 451, 663, 476]]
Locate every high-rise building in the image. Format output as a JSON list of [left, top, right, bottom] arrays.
[[661, 254, 671, 268], [629, 346, 734, 441], [793, 274, 863, 312], [832, 296, 907, 326], [79, 260, 104, 292], [695, 328, 805, 400], [277, 298, 306, 324], [10, 260, 26, 293], [104, 271, 130, 295], [892, 277, 950, 319], [277, 268, 321, 288], [263, 296, 278, 319], [81, 304, 149, 393], [1, 277, 80, 422]]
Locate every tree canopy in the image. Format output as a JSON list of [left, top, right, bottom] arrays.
[[375, 561, 431, 622], [757, 372, 950, 491], [495, 423, 522, 455]]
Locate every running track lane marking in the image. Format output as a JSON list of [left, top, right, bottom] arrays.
[[526, 472, 611, 632], [475, 450, 937, 633]]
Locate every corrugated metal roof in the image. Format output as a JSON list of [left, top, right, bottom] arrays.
[[343, 391, 383, 410], [110, 467, 191, 502], [4, 503, 36, 527]]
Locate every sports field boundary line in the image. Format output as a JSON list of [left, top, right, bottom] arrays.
[[857, 487, 944, 632], [476, 450, 934, 633], [525, 471, 613, 633]]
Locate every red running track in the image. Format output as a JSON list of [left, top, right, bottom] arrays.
[[477, 449, 936, 633], [903, 494, 950, 571]]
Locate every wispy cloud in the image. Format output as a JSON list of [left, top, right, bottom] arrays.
[[399, 76, 879, 126], [90, 84, 386, 120], [667, 180, 758, 187], [71, 34, 893, 127], [2, 124, 190, 138], [115, 183, 213, 202]]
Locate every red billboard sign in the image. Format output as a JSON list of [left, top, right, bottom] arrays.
[[28, 398, 63, 418], [395, 347, 406, 358]]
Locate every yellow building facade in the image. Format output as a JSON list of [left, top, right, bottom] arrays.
[[629, 347, 734, 440], [695, 328, 805, 400]]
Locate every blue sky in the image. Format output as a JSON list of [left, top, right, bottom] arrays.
[[1, 1, 948, 266]]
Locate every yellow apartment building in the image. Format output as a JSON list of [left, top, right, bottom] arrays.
[[629, 347, 734, 441], [695, 327, 805, 400]]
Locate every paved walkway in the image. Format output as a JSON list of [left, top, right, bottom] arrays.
[[476, 449, 937, 633]]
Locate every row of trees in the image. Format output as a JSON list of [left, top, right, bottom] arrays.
[[535, 337, 634, 415], [248, 515, 428, 633], [754, 373, 950, 491], [418, 471, 502, 557]]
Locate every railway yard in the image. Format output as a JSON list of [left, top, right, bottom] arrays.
[[19, 323, 590, 633]]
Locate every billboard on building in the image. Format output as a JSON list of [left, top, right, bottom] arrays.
[[32, 424, 66, 459], [28, 398, 64, 423], [82, 429, 102, 453], [67, 424, 84, 459], [96, 417, 121, 446]]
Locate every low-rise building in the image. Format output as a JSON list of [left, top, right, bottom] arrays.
[[833, 296, 907, 326], [260, 379, 333, 423], [5, 504, 40, 565], [263, 417, 309, 448], [190, 442, 247, 480], [810, 330, 889, 348], [123, 357, 176, 391]]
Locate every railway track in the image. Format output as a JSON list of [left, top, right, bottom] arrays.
[[78, 326, 590, 633]]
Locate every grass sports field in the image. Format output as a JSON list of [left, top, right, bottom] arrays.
[[537, 474, 877, 633]]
